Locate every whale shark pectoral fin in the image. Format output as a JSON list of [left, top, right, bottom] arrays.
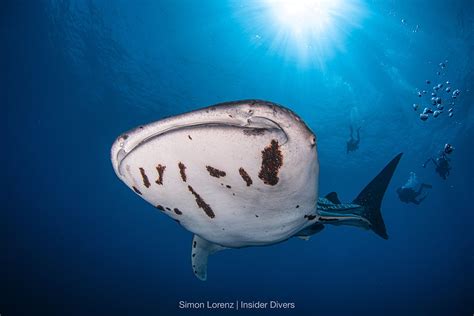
[[298, 236, 311, 241], [191, 235, 227, 281]]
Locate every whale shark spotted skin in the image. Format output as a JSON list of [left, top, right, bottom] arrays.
[[111, 100, 402, 280]]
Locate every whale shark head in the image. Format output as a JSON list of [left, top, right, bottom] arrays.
[[111, 100, 319, 248]]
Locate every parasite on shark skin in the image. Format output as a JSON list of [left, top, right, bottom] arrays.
[[111, 99, 402, 280]]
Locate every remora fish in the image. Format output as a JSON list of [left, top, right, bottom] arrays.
[[111, 99, 402, 280]]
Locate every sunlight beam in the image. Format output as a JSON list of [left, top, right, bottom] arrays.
[[239, 0, 367, 67]]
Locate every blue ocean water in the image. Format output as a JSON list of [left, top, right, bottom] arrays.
[[2, 0, 473, 315]]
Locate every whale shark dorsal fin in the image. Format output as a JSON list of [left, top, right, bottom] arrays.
[[191, 235, 227, 281], [325, 192, 341, 204]]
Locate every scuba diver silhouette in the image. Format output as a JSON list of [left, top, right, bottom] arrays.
[[423, 144, 454, 180], [346, 125, 361, 154], [397, 172, 432, 205]]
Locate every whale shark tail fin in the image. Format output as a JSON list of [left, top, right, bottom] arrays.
[[352, 153, 403, 239]]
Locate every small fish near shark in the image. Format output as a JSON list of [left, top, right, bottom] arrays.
[[111, 99, 402, 280]]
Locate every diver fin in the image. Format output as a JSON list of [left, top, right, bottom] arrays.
[[352, 153, 403, 239], [191, 235, 226, 281], [325, 192, 341, 204]]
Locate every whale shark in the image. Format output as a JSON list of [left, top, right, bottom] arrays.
[[111, 99, 402, 280]]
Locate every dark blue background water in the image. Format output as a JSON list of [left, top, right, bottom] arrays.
[[2, 1, 473, 315]]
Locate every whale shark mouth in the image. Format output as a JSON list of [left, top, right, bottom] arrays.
[[112, 116, 288, 178]]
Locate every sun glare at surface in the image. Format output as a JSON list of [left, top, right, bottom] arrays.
[[237, 0, 367, 67], [267, 0, 338, 38]]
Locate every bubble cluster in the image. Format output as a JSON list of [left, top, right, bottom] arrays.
[[413, 60, 461, 121]]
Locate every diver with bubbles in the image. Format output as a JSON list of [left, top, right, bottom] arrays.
[[423, 144, 454, 180], [397, 172, 432, 205], [346, 125, 361, 154], [347, 106, 362, 154]]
